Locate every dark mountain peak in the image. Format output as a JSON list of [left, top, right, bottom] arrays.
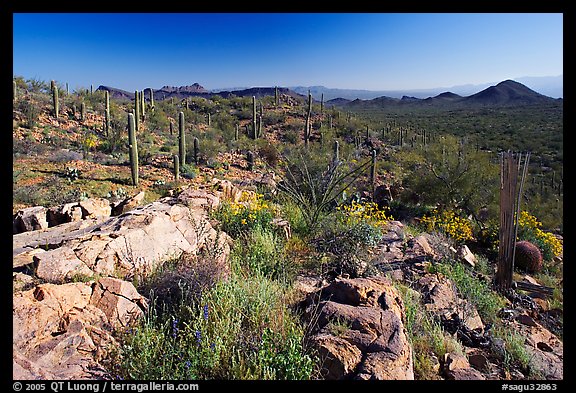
[[401, 95, 420, 102], [464, 79, 553, 106], [435, 91, 462, 99]]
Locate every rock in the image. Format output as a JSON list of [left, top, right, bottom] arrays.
[[458, 245, 477, 268], [13, 278, 145, 380], [34, 246, 93, 283], [13, 247, 46, 269], [522, 275, 540, 285], [312, 334, 363, 380], [444, 352, 470, 371], [79, 198, 112, 219], [443, 352, 485, 380], [212, 179, 243, 202], [446, 368, 486, 380], [303, 276, 413, 380], [516, 313, 538, 327], [112, 191, 146, 215], [177, 188, 220, 210], [89, 277, 147, 328], [13, 272, 34, 292], [417, 274, 484, 331], [13, 206, 49, 233], [468, 353, 490, 372], [14, 191, 232, 284]]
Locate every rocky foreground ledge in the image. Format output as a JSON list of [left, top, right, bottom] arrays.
[[13, 186, 233, 379]]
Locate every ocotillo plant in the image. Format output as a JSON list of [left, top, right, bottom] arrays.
[[52, 83, 59, 118], [252, 96, 257, 139], [193, 137, 199, 165], [90, 84, 93, 95], [128, 113, 139, 186], [247, 150, 254, 171], [173, 154, 180, 181], [305, 90, 312, 148], [134, 91, 140, 131], [179, 111, 186, 165], [81, 102, 86, 122]]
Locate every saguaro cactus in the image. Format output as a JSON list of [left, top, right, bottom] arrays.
[[235, 124, 239, 141], [134, 91, 140, 131], [104, 91, 110, 136], [321, 93, 324, 114], [149, 88, 155, 110], [52, 83, 59, 118], [207, 113, 211, 127], [305, 90, 312, 148], [193, 137, 199, 165], [173, 154, 180, 181], [275, 86, 279, 107], [252, 96, 257, 139], [140, 90, 145, 119], [128, 113, 139, 186], [81, 102, 86, 122], [179, 111, 186, 165], [13, 80, 16, 100]]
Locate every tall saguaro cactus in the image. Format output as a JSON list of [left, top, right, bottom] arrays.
[[128, 113, 139, 186], [134, 91, 140, 131], [179, 111, 186, 165], [252, 96, 257, 139], [81, 102, 86, 122], [149, 88, 155, 110], [247, 151, 254, 171], [275, 86, 279, 107], [305, 90, 312, 148], [104, 91, 110, 136], [321, 93, 324, 114], [52, 83, 59, 118]]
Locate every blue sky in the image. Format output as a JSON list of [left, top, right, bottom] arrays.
[[13, 13, 563, 92]]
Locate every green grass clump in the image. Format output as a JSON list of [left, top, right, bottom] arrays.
[[428, 261, 506, 324]]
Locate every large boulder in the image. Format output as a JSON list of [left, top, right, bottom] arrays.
[[302, 276, 414, 380], [13, 190, 232, 283], [13, 278, 147, 379], [13, 206, 49, 233]]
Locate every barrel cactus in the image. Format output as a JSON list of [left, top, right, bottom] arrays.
[[514, 240, 543, 273]]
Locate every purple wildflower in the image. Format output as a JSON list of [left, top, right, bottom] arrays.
[[172, 319, 179, 338], [203, 304, 209, 320], [195, 330, 202, 345]]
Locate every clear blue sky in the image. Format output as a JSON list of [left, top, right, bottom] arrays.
[[13, 13, 563, 92]]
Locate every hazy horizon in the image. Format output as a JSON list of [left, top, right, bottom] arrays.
[[13, 13, 563, 94]]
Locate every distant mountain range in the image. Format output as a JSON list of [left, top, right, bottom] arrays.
[[289, 75, 563, 101], [96, 85, 302, 101], [330, 80, 561, 109], [97, 79, 562, 109]]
